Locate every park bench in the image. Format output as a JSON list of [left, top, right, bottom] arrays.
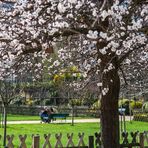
[[49, 113, 69, 121]]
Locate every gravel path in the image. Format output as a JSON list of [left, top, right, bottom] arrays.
[[5, 116, 133, 124]]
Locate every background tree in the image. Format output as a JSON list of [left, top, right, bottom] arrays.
[[0, 0, 147, 148], [0, 78, 21, 146]]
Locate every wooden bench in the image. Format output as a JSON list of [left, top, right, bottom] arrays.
[[49, 113, 69, 121]]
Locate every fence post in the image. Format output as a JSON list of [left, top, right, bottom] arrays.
[[139, 133, 144, 148], [33, 135, 40, 148], [88, 136, 94, 148]]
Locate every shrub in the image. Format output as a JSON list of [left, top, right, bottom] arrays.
[[119, 99, 143, 110], [142, 102, 148, 112], [69, 99, 83, 106], [25, 98, 33, 106], [118, 99, 129, 107], [33, 99, 40, 105], [44, 99, 51, 105], [133, 113, 148, 122], [11, 97, 25, 105], [130, 101, 143, 109], [92, 100, 101, 110]]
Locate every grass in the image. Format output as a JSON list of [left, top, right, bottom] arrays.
[[0, 114, 94, 121], [125, 121, 148, 132], [6, 114, 40, 121], [0, 122, 100, 147], [0, 121, 147, 147]]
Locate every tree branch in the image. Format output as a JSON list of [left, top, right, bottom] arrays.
[[119, 67, 128, 85]]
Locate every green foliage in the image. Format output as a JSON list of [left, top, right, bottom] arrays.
[[44, 99, 51, 105], [23, 81, 53, 90], [142, 102, 148, 112], [130, 101, 142, 109], [92, 100, 101, 110], [33, 99, 41, 105], [25, 98, 34, 106], [119, 99, 143, 115], [53, 66, 82, 84], [91, 99, 142, 112], [92, 99, 142, 111], [69, 99, 83, 106], [119, 99, 143, 109], [53, 74, 65, 84], [11, 97, 25, 105], [118, 99, 129, 107]]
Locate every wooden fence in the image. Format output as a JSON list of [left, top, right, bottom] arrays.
[[119, 131, 148, 148], [0, 133, 93, 148], [0, 131, 148, 148], [95, 131, 148, 148]]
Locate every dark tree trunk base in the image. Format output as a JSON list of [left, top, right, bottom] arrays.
[[101, 68, 120, 148]]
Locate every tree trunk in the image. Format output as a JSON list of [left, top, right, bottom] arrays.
[[101, 68, 120, 148], [3, 105, 7, 147]]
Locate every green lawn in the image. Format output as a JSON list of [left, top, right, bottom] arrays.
[[6, 114, 40, 121], [0, 114, 93, 121], [0, 121, 147, 147]]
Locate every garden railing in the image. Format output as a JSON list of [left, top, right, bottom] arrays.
[[0, 131, 148, 148]]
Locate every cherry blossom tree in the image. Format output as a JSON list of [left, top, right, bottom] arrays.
[[0, 0, 147, 147]]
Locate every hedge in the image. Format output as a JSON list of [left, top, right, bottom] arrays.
[[133, 113, 148, 122]]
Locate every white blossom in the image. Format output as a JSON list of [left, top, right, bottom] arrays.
[[100, 32, 107, 39], [125, 59, 131, 64], [101, 10, 109, 21], [102, 87, 109, 96], [116, 50, 121, 55], [99, 48, 107, 55], [87, 30, 98, 39], [97, 59, 101, 64], [97, 82, 102, 87], [53, 60, 60, 67], [68, 0, 77, 4], [57, 3, 66, 13]]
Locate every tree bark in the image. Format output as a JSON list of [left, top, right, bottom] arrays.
[[101, 68, 120, 148], [3, 105, 7, 147]]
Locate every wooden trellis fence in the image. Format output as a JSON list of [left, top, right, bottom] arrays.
[[0, 131, 147, 148], [95, 131, 148, 148], [0, 133, 94, 148]]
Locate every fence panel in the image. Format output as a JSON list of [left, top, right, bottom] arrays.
[[0, 131, 147, 148], [19, 135, 27, 148]]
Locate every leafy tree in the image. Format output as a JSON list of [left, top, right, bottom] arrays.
[[0, 0, 147, 147]]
